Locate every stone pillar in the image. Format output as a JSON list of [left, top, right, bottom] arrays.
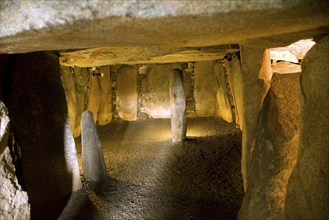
[[60, 66, 89, 137], [238, 47, 272, 191], [116, 65, 138, 121], [284, 35, 329, 220], [170, 69, 187, 143], [81, 110, 107, 182], [97, 66, 112, 125], [193, 61, 218, 117], [4, 52, 82, 219], [87, 71, 102, 123], [214, 62, 233, 123], [238, 72, 301, 220]]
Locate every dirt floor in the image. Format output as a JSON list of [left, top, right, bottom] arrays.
[[59, 117, 244, 220]]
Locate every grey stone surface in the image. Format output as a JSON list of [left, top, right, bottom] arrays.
[[81, 110, 107, 182], [170, 69, 186, 143], [116, 66, 138, 121], [238, 73, 301, 220], [0, 1, 328, 55], [284, 35, 329, 220], [4, 52, 81, 219]]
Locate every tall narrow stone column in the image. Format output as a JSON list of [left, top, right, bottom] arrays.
[[170, 69, 187, 143], [81, 110, 107, 182]]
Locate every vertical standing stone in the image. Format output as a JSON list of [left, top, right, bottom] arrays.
[[238, 73, 301, 220], [5, 52, 81, 219], [285, 35, 329, 220], [193, 61, 218, 117], [116, 65, 138, 121], [238, 47, 272, 191], [214, 62, 233, 123], [170, 69, 187, 143], [87, 73, 102, 123], [98, 66, 112, 125], [81, 110, 107, 182]]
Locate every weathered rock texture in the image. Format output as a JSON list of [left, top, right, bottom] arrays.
[[194, 61, 218, 117], [170, 69, 186, 143], [1, 0, 328, 58], [238, 72, 301, 220], [284, 35, 329, 220], [1, 101, 30, 220], [81, 110, 107, 182], [1, 147, 30, 220], [116, 66, 138, 121], [237, 48, 272, 191], [4, 52, 81, 219]]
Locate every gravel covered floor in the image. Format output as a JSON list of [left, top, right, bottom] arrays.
[[59, 117, 244, 220]]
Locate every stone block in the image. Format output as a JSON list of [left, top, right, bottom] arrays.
[[116, 66, 138, 121], [193, 61, 218, 117]]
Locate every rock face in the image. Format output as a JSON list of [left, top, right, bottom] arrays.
[[238, 72, 301, 220], [170, 69, 187, 143], [194, 61, 218, 117], [4, 52, 81, 219], [81, 110, 107, 182], [116, 66, 138, 121], [0, 101, 30, 220], [284, 35, 329, 220]]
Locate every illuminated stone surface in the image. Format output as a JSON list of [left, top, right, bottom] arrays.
[[238, 72, 301, 219], [116, 66, 138, 121], [193, 61, 218, 117]]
